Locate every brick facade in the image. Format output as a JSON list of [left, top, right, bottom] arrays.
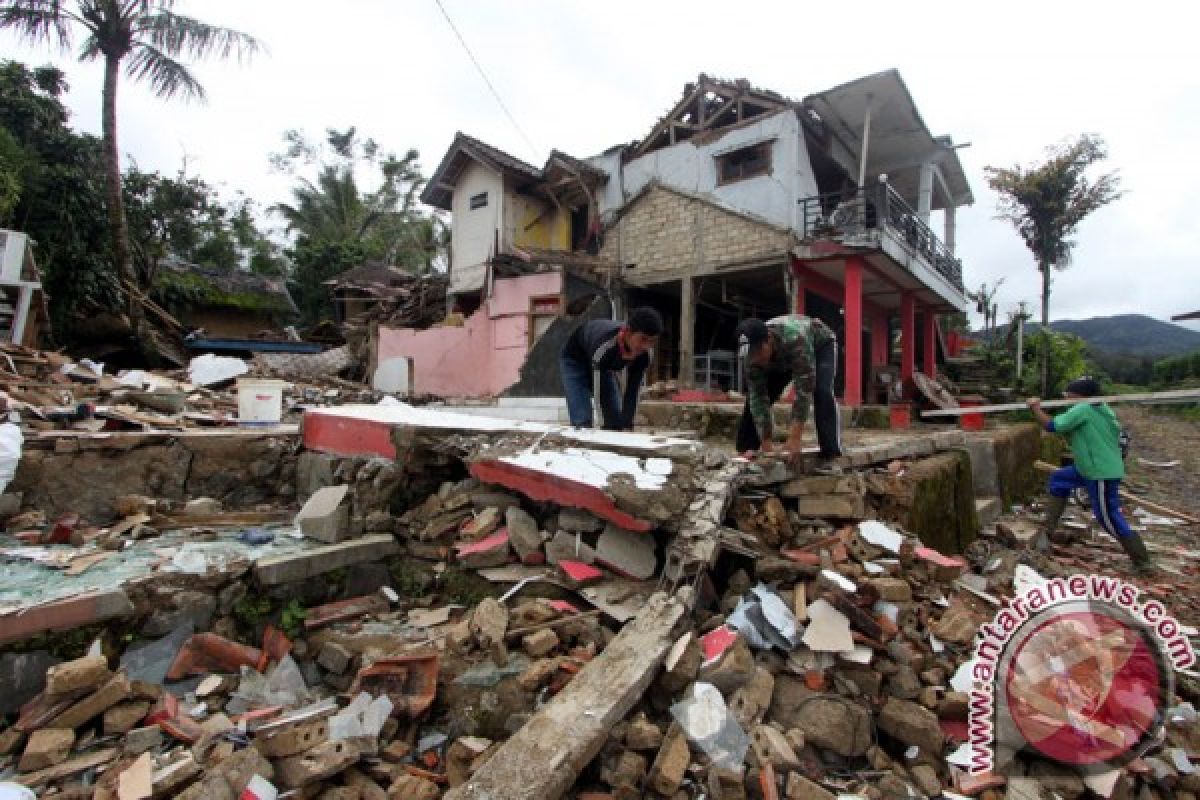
[[600, 183, 793, 284]]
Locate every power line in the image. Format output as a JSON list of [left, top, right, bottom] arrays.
[[432, 0, 541, 162]]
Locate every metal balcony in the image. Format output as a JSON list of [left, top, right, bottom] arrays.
[[798, 184, 964, 292]]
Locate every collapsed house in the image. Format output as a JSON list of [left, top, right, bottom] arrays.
[[393, 69, 971, 407], [0, 339, 1197, 799], [1, 69, 1197, 800]]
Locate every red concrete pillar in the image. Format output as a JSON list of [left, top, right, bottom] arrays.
[[923, 309, 938, 378], [793, 264, 806, 315], [843, 257, 863, 407], [871, 310, 890, 366], [900, 291, 916, 385]]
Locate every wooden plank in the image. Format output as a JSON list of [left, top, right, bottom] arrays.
[[1034, 460, 1200, 524], [921, 388, 1200, 418], [443, 594, 688, 800]]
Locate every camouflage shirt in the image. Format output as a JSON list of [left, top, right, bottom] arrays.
[[746, 315, 835, 439]]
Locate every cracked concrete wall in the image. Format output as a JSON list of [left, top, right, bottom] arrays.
[[10, 436, 300, 521]]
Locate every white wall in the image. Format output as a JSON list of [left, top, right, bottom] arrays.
[[449, 162, 503, 294], [618, 110, 819, 233]]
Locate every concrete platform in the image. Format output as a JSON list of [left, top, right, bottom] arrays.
[[302, 402, 693, 460]]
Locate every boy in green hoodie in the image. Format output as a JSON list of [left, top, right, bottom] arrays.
[[1026, 377, 1152, 573]]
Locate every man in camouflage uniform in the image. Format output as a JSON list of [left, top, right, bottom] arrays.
[[735, 315, 843, 462]]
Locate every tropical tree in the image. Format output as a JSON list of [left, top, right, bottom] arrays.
[[0, 0, 260, 338], [985, 134, 1123, 394], [271, 128, 444, 322], [0, 59, 115, 338]]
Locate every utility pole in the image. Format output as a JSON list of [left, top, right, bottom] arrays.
[[1014, 301, 1030, 390]]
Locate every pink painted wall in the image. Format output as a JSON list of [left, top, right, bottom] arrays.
[[376, 272, 562, 398]]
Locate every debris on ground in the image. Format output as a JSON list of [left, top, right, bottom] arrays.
[[0, 377, 1197, 799]]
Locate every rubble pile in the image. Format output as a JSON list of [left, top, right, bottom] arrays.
[[0, 408, 1197, 799], [0, 340, 381, 437]]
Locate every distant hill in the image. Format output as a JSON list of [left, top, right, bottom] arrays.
[[991, 314, 1200, 358]]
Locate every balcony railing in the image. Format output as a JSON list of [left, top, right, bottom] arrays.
[[799, 184, 963, 291]]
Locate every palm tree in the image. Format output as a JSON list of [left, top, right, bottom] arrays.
[[274, 166, 374, 244], [0, 0, 260, 334], [985, 135, 1122, 394]]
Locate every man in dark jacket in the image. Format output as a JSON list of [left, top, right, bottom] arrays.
[[735, 315, 843, 463], [560, 307, 663, 430]]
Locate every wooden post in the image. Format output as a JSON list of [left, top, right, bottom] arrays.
[[679, 275, 695, 387], [922, 309, 938, 378], [900, 291, 916, 387], [843, 257, 863, 406]]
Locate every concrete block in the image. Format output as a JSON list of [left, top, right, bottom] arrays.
[[123, 726, 163, 755], [103, 700, 150, 734], [254, 534, 399, 585], [506, 507, 544, 562], [647, 725, 689, 796], [317, 642, 354, 675], [45, 654, 111, 697], [50, 672, 131, 729], [545, 530, 596, 565], [18, 728, 74, 772], [595, 525, 656, 580], [795, 493, 865, 519], [878, 697, 944, 756], [295, 484, 351, 543], [256, 715, 331, 758], [275, 739, 359, 788], [522, 629, 559, 658], [976, 495, 1002, 528]]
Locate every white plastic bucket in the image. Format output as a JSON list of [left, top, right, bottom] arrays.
[[237, 379, 287, 426]]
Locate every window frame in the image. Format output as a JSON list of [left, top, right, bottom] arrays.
[[714, 141, 773, 186]]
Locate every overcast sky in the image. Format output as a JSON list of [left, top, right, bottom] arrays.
[[4, 0, 1198, 331]]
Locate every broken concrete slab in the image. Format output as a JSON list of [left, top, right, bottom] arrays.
[[470, 451, 658, 533], [595, 524, 656, 580], [0, 589, 135, 647], [254, 534, 399, 585], [295, 484, 351, 543], [443, 592, 688, 800], [303, 403, 696, 461]]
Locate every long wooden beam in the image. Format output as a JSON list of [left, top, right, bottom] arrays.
[[1034, 460, 1200, 525], [920, 388, 1200, 418], [443, 593, 688, 800]]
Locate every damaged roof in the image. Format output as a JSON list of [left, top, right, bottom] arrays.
[[803, 69, 974, 208], [154, 257, 298, 316], [421, 133, 607, 211]]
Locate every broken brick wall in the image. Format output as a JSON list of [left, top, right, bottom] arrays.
[[990, 422, 1044, 506], [10, 436, 300, 522], [871, 450, 978, 554]]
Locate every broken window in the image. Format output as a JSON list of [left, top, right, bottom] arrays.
[[469, 192, 489, 210], [715, 142, 772, 185]]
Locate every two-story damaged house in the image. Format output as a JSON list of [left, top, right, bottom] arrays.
[[390, 68, 971, 405]]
